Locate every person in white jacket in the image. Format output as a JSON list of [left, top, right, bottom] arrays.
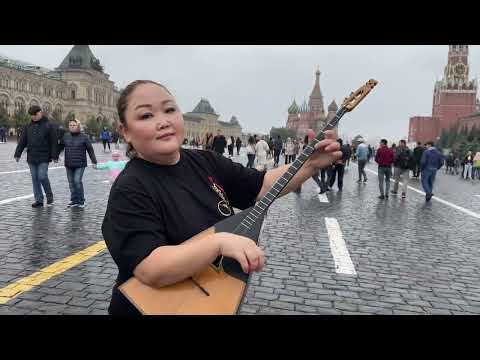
[[255, 136, 270, 171], [246, 136, 256, 168], [284, 137, 295, 164]]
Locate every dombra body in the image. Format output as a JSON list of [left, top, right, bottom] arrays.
[[119, 79, 379, 315]]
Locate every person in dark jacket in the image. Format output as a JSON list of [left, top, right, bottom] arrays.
[[235, 137, 242, 156], [0, 126, 6, 143], [391, 139, 413, 198], [273, 135, 283, 167], [212, 128, 227, 155], [412, 141, 425, 178], [100, 127, 112, 152], [375, 139, 394, 199], [420, 141, 444, 202], [58, 119, 97, 208], [14, 105, 59, 208], [327, 138, 350, 191]]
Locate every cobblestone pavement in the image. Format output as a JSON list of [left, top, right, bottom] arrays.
[[1, 140, 479, 315]]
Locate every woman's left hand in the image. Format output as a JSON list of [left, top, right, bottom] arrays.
[[304, 129, 342, 171]]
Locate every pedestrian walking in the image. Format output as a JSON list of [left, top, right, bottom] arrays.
[[344, 142, 352, 169], [412, 141, 425, 179], [57, 119, 97, 208], [355, 138, 369, 183], [284, 138, 295, 164], [255, 136, 270, 171], [420, 141, 444, 202], [212, 129, 227, 155], [463, 151, 474, 180], [0, 126, 6, 143], [453, 153, 461, 175], [100, 127, 112, 152], [273, 135, 283, 167], [473, 152, 480, 180], [112, 130, 120, 150], [327, 138, 348, 191], [246, 136, 256, 168], [235, 137, 242, 156], [391, 139, 414, 199], [14, 105, 59, 208], [375, 139, 394, 200], [227, 136, 234, 158]]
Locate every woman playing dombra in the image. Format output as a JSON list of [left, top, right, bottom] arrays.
[[102, 80, 341, 315]]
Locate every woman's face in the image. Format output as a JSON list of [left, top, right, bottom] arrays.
[[121, 83, 184, 164], [69, 121, 80, 133]]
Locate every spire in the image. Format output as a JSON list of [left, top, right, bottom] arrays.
[[328, 99, 338, 112], [310, 67, 322, 99], [56, 45, 104, 72]]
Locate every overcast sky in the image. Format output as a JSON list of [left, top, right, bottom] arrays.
[[2, 45, 480, 143]]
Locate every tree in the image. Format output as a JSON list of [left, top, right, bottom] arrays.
[[269, 127, 296, 141], [12, 109, 30, 136], [84, 115, 100, 139], [438, 129, 449, 149], [50, 108, 63, 126], [0, 104, 9, 129], [467, 125, 476, 142]]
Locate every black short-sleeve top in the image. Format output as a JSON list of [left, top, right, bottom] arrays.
[[101, 149, 266, 314]]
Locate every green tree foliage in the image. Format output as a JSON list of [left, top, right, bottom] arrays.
[[438, 129, 449, 149], [12, 109, 30, 135], [84, 115, 100, 138], [269, 127, 296, 141], [0, 104, 10, 129], [50, 108, 63, 126]]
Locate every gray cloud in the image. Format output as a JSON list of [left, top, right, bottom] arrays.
[[2, 45, 479, 143]]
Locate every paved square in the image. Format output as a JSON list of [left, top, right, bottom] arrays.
[[1, 141, 479, 315]]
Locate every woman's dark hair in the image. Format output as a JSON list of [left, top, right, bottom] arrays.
[[248, 136, 255, 145], [117, 80, 172, 158]]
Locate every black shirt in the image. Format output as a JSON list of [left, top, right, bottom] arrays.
[[102, 149, 266, 315]]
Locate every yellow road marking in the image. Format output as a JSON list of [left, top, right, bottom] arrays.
[[0, 241, 107, 305]]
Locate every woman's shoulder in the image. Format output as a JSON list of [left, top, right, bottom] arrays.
[[111, 160, 147, 190]]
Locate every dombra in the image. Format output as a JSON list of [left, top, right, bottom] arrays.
[[119, 79, 379, 315]]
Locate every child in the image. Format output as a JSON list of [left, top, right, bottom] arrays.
[[93, 150, 127, 182]]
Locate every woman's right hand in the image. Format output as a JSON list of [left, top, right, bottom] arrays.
[[216, 232, 265, 274]]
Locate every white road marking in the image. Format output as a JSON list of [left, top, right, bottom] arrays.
[[360, 165, 480, 220], [0, 166, 63, 175], [102, 180, 110, 183], [324, 217, 357, 276], [0, 194, 34, 205], [318, 193, 329, 203]]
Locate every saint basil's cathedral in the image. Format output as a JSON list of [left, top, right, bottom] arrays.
[[286, 69, 338, 138]]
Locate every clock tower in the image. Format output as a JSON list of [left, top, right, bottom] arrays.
[[431, 45, 477, 137], [443, 45, 469, 87]]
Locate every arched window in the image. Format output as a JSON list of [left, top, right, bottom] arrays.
[[14, 97, 26, 113], [43, 102, 52, 116], [15, 80, 21, 91], [0, 94, 9, 111]]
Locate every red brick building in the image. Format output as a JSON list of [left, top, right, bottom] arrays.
[[459, 112, 480, 131], [409, 45, 478, 143]]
